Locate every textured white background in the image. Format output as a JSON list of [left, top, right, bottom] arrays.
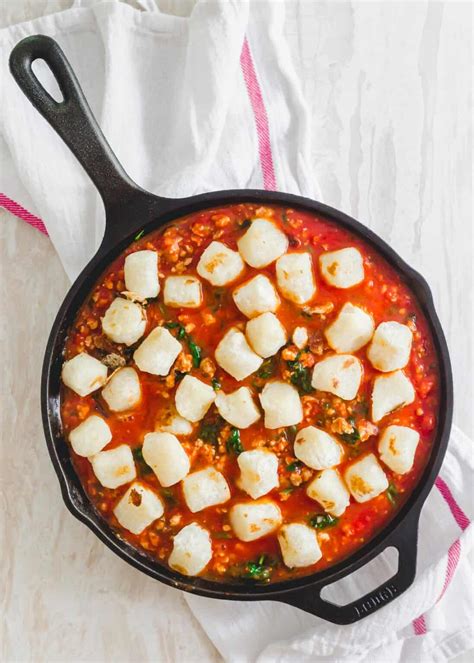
[[1, 1, 472, 662]]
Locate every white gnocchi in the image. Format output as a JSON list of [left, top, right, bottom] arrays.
[[325, 302, 374, 353], [229, 501, 282, 542], [306, 468, 350, 517], [101, 298, 146, 346], [61, 352, 108, 397], [102, 367, 141, 412], [197, 241, 245, 286], [237, 450, 279, 499], [133, 326, 182, 376], [168, 523, 213, 576], [113, 482, 164, 535], [371, 370, 415, 423], [292, 326, 308, 350], [278, 523, 322, 568], [344, 453, 389, 503], [214, 327, 262, 381], [215, 387, 260, 429], [319, 247, 364, 289], [237, 218, 288, 268], [175, 375, 216, 422], [245, 312, 287, 358], [182, 467, 230, 513], [142, 432, 190, 487], [69, 415, 112, 457], [259, 381, 303, 429], [378, 425, 420, 475], [158, 414, 194, 437], [311, 354, 362, 400], [276, 252, 316, 304], [90, 444, 136, 489], [164, 275, 203, 308], [124, 250, 160, 301], [367, 321, 413, 372], [294, 426, 343, 470], [232, 274, 280, 319]]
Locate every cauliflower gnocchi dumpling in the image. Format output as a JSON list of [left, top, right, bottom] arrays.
[[232, 274, 280, 319], [113, 482, 164, 535], [197, 241, 245, 286], [133, 326, 182, 376], [142, 432, 190, 487], [319, 247, 364, 289], [124, 250, 159, 301], [325, 303, 374, 353], [214, 327, 262, 381], [182, 467, 230, 513], [294, 426, 343, 470], [164, 275, 203, 308], [311, 354, 362, 400], [292, 326, 308, 350], [102, 367, 141, 412], [237, 218, 288, 268], [168, 523, 213, 576], [367, 321, 413, 372], [259, 381, 303, 429], [237, 450, 279, 499], [90, 444, 136, 489], [175, 375, 216, 422], [371, 370, 415, 423], [378, 425, 420, 475], [69, 415, 112, 457], [278, 524, 322, 568], [158, 414, 194, 436], [61, 352, 108, 397], [306, 468, 350, 517], [229, 501, 282, 542], [276, 252, 316, 304], [101, 298, 146, 346], [344, 453, 389, 503], [215, 387, 260, 429], [245, 312, 287, 358]]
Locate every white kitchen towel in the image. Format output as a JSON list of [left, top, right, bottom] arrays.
[[0, 1, 472, 662]]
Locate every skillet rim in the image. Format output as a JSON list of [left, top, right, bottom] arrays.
[[41, 188, 453, 602]]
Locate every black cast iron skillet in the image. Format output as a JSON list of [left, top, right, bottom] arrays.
[[9, 35, 453, 625]]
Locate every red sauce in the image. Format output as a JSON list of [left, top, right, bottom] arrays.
[[60, 204, 440, 583]]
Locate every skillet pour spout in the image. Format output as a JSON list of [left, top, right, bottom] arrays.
[[9, 34, 453, 625]]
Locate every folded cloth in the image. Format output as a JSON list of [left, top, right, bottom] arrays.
[[1, 2, 472, 661]]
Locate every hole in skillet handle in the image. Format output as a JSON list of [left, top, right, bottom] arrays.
[[8, 34, 141, 212], [275, 508, 421, 625]]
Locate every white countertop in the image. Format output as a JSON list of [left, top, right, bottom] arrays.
[[1, 1, 471, 662]]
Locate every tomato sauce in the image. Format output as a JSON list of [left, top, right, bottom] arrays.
[[60, 204, 439, 583]]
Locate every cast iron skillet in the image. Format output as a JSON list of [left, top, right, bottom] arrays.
[[9, 35, 453, 625]]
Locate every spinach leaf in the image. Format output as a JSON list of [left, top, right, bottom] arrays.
[[386, 482, 398, 506], [132, 447, 153, 475], [211, 377, 221, 391], [199, 414, 225, 445], [309, 513, 339, 529], [340, 417, 360, 445], [286, 460, 303, 472], [285, 425, 298, 443], [286, 359, 313, 394], [165, 321, 202, 366], [226, 427, 243, 455], [188, 338, 202, 367], [134, 229, 145, 241], [241, 554, 274, 582], [161, 488, 177, 506], [257, 357, 276, 379]]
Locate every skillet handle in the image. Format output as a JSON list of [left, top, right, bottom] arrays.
[[9, 34, 140, 211], [278, 508, 420, 625]]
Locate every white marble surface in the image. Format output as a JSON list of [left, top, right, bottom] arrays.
[[1, 1, 472, 662]]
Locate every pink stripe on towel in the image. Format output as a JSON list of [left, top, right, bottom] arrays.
[[0, 193, 48, 235], [435, 477, 470, 531], [240, 38, 277, 191]]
